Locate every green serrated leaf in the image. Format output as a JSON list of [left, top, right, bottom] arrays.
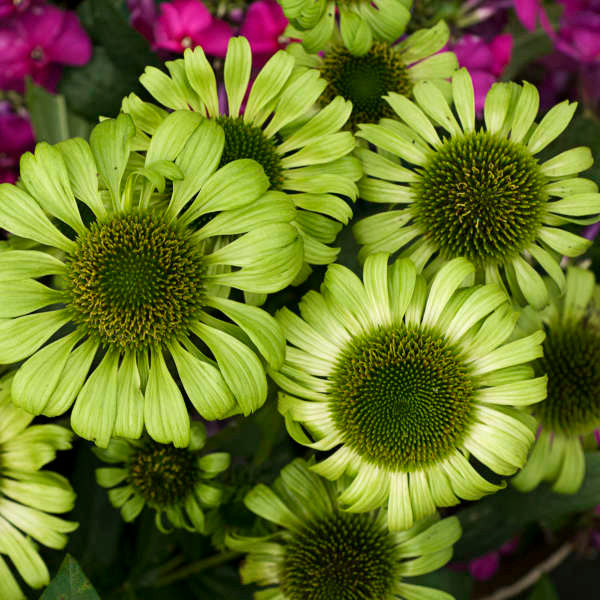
[[40, 554, 101, 600], [528, 575, 560, 600], [455, 453, 600, 560], [25, 80, 92, 143]]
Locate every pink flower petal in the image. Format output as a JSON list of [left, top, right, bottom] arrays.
[[453, 35, 493, 71], [191, 18, 233, 57], [44, 12, 91, 66], [469, 552, 500, 581], [20, 4, 64, 49], [514, 0, 542, 31], [490, 34, 513, 76]]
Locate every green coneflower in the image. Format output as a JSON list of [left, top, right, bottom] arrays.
[[513, 266, 600, 494], [0, 373, 77, 600], [0, 113, 299, 447], [288, 20, 458, 129], [123, 36, 360, 287], [354, 68, 600, 309], [279, 0, 412, 55], [94, 422, 229, 532], [273, 253, 547, 530], [226, 458, 462, 600]]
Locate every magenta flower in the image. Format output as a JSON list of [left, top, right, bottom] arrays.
[[450, 33, 513, 113], [239, 0, 288, 66], [0, 0, 33, 19], [127, 0, 157, 44], [153, 0, 233, 56], [0, 4, 92, 93], [553, 0, 600, 63], [468, 537, 520, 581], [0, 101, 34, 184]]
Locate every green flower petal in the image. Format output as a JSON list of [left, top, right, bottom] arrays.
[[96, 467, 128, 488], [413, 80, 461, 136], [385, 92, 441, 148], [113, 352, 144, 439], [0, 279, 63, 318], [540, 146, 593, 178], [144, 347, 190, 447], [183, 47, 219, 117], [395, 19, 449, 63], [393, 581, 454, 600], [509, 81, 539, 143], [244, 484, 303, 530], [0, 554, 25, 600], [89, 113, 136, 210], [452, 68, 475, 133], [20, 143, 85, 234], [553, 435, 585, 494], [0, 250, 65, 283], [512, 254, 548, 309], [339, 8, 373, 56], [0, 310, 70, 364], [71, 350, 119, 448], [537, 226, 591, 257], [483, 82, 511, 134], [140, 64, 189, 110], [0, 184, 74, 252], [527, 99, 577, 154], [192, 321, 267, 415]]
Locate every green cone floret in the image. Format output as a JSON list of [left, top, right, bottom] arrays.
[[280, 0, 412, 56], [414, 131, 546, 263], [67, 213, 205, 351], [354, 68, 600, 309], [288, 20, 457, 129], [0, 373, 77, 600], [95, 422, 230, 532], [123, 36, 361, 280], [215, 116, 284, 189], [0, 113, 297, 448], [331, 327, 473, 470], [320, 42, 411, 128], [272, 254, 546, 530], [226, 458, 461, 600], [513, 267, 600, 495]]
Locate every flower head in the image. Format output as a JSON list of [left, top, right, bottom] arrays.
[[227, 458, 462, 600], [124, 36, 360, 283], [0, 113, 300, 447], [95, 421, 229, 532], [274, 253, 546, 530], [153, 0, 233, 56], [354, 68, 600, 309], [288, 20, 457, 129], [0, 372, 78, 600], [0, 4, 91, 93], [513, 266, 600, 494]]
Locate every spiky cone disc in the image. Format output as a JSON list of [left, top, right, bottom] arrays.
[[226, 458, 461, 600], [94, 421, 230, 532], [287, 20, 458, 129], [272, 253, 547, 530], [0, 373, 78, 600], [513, 266, 600, 494], [123, 36, 361, 287], [0, 113, 297, 447], [353, 68, 600, 310]]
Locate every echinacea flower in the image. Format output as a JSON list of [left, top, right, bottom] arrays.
[[288, 20, 458, 129], [279, 0, 411, 56], [227, 458, 462, 600], [0, 372, 77, 600], [0, 3, 91, 93], [273, 253, 546, 531], [94, 421, 229, 532], [0, 113, 301, 447], [153, 0, 233, 56], [123, 36, 360, 286], [354, 68, 600, 309], [513, 266, 600, 494]]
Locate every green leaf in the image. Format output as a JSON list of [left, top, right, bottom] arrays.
[[528, 576, 560, 600], [409, 567, 472, 600], [40, 554, 100, 600], [59, 0, 160, 120], [454, 453, 600, 560], [25, 80, 92, 143]]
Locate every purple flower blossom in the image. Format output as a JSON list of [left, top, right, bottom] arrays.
[[153, 0, 233, 56], [450, 33, 513, 113], [468, 536, 520, 581], [0, 4, 92, 93], [0, 101, 34, 183], [127, 0, 157, 44], [239, 0, 288, 67], [553, 0, 600, 63], [0, 0, 33, 19]]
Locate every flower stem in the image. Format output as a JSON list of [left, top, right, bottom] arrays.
[[152, 551, 242, 587]]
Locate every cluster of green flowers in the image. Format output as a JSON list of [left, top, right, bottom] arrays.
[[1, 4, 600, 599]]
